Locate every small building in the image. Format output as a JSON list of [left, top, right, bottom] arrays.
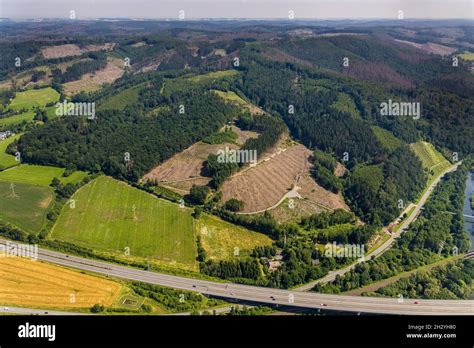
[[0, 131, 14, 141]]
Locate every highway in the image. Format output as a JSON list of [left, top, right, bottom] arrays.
[[1, 239, 472, 316], [295, 162, 462, 291], [0, 306, 88, 316]]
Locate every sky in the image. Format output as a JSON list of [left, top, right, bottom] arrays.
[[0, 0, 472, 19]]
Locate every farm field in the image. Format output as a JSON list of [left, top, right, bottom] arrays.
[[8, 87, 59, 111], [0, 164, 64, 186], [50, 176, 198, 269], [197, 214, 273, 260], [410, 141, 451, 182], [0, 134, 21, 170], [0, 181, 53, 232], [0, 111, 35, 127], [0, 256, 122, 310]]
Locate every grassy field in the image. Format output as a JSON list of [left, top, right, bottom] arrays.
[[44, 105, 62, 120], [410, 141, 451, 183], [0, 164, 64, 186], [0, 181, 53, 232], [0, 256, 122, 310], [187, 70, 238, 83], [0, 134, 21, 170], [0, 111, 35, 127], [197, 214, 273, 260], [371, 126, 403, 153], [51, 176, 198, 269], [458, 51, 474, 61], [212, 90, 247, 106], [97, 82, 145, 111], [8, 87, 59, 111], [60, 170, 89, 185], [0, 164, 86, 187]]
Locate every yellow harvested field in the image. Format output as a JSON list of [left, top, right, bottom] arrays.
[[0, 256, 122, 309]]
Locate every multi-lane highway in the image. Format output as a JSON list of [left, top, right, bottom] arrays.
[[1, 239, 472, 315], [0, 306, 87, 316]]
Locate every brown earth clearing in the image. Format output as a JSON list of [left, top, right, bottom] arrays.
[[40, 43, 114, 59]]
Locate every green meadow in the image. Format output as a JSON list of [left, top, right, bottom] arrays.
[[8, 87, 59, 111], [51, 176, 198, 269], [0, 134, 22, 170], [0, 164, 87, 187], [0, 181, 53, 232]]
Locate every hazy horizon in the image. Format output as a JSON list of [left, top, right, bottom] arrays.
[[0, 0, 472, 20]]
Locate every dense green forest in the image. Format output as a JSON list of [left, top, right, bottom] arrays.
[[313, 165, 471, 293], [15, 87, 237, 180], [344, 146, 426, 225], [367, 259, 474, 300]]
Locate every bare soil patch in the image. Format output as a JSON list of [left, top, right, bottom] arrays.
[[221, 140, 349, 215], [62, 57, 124, 95], [220, 144, 311, 213], [269, 197, 329, 223], [394, 39, 456, 56], [334, 162, 346, 177], [298, 175, 349, 211], [142, 126, 256, 193], [41, 43, 114, 59]]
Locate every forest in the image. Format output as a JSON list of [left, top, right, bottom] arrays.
[[368, 259, 474, 300], [313, 164, 471, 294], [14, 87, 237, 180]]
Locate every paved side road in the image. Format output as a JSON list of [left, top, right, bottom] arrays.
[[294, 162, 462, 292], [1, 240, 472, 315]]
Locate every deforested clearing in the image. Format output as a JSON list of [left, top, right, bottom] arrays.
[[40, 43, 114, 59], [220, 143, 348, 214], [142, 126, 257, 194], [62, 57, 124, 95]]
